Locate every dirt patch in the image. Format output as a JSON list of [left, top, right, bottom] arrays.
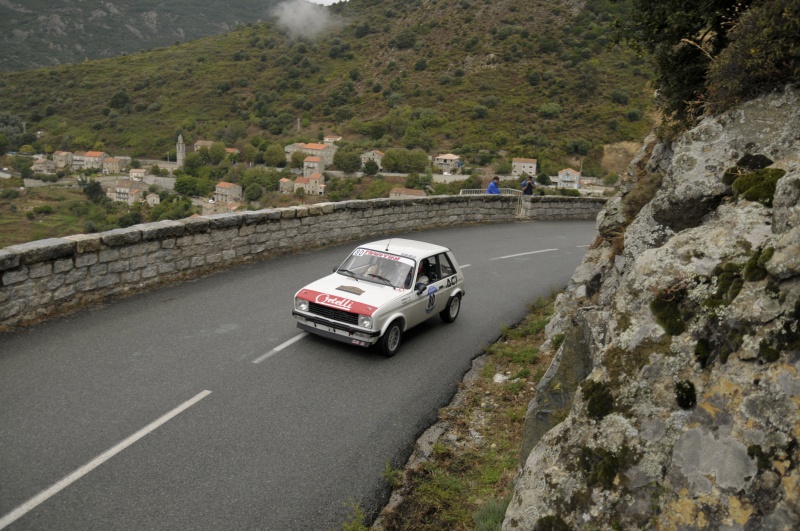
[[601, 141, 641, 176]]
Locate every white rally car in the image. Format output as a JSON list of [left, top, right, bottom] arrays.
[[292, 239, 466, 356]]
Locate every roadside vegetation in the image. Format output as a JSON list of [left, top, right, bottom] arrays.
[[342, 293, 560, 530]]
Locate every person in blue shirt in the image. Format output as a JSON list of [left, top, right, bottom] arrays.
[[521, 175, 536, 195], [486, 176, 500, 194]]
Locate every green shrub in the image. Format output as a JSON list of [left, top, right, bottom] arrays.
[[706, 0, 800, 115], [581, 380, 613, 420], [650, 288, 687, 336]]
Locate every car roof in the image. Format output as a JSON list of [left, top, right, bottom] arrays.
[[358, 238, 451, 259]]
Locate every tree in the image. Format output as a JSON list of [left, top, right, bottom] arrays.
[[333, 150, 362, 173], [613, 0, 754, 124], [290, 150, 306, 169], [208, 142, 227, 165], [363, 160, 379, 176], [245, 183, 263, 201], [264, 144, 286, 167], [183, 152, 202, 175], [83, 181, 105, 203]]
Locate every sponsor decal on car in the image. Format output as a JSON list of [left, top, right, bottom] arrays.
[[297, 289, 377, 315], [425, 285, 439, 314]]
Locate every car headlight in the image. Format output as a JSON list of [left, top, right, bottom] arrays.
[[295, 298, 309, 312], [358, 315, 372, 328]]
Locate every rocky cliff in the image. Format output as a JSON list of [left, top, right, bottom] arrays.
[[504, 87, 800, 530]]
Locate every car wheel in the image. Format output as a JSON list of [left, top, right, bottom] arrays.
[[440, 294, 461, 323], [379, 321, 402, 357]]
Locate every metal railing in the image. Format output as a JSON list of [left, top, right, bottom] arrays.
[[459, 188, 522, 215]]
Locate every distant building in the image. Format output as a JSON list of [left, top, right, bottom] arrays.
[[555, 168, 581, 189], [32, 156, 56, 174], [512, 158, 538, 178], [279, 177, 293, 194], [433, 153, 461, 173], [323, 135, 342, 144], [107, 180, 143, 205], [306, 173, 325, 195], [129, 168, 147, 181], [303, 156, 323, 177], [83, 151, 106, 170], [214, 181, 243, 204], [193, 140, 214, 152], [53, 151, 73, 169], [103, 157, 123, 175], [146, 193, 160, 206], [361, 150, 385, 171], [284, 142, 337, 167], [176, 134, 186, 169]]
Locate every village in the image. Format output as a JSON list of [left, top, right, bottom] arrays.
[[6, 134, 610, 216]]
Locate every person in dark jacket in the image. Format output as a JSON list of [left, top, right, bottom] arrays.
[[521, 175, 536, 195]]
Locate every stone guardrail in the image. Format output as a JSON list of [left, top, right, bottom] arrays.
[[0, 195, 605, 329]]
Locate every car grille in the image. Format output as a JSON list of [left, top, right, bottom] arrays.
[[308, 302, 359, 325]]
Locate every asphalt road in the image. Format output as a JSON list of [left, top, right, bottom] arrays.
[[0, 220, 597, 530]]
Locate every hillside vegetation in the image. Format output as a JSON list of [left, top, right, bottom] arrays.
[[0, 0, 282, 72], [0, 0, 654, 179]]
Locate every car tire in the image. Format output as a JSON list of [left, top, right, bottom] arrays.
[[440, 294, 461, 323], [379, 321, 403, 357]]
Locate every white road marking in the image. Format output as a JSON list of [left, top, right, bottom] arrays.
[[577, 244, 589, 248], [253, 332, 308, 363], [489, 248, 558, 260], [461, 264, 471, 268], [0, 390, 213, 530]]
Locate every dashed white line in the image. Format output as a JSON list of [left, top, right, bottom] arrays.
[[0, 390, 213, 530], [460, 264, 471, 268], [253, 332, 308, 364], [489, 248, 558, 261]]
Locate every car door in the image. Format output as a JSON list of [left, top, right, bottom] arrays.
[[405, 253, 455, 327]]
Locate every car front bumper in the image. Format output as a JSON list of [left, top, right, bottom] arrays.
[[292, 311, 381, 348]]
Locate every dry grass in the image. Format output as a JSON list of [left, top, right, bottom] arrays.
[[371, 294, 559, 530]]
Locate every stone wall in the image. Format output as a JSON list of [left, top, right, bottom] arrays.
[[0, 194, 603, 329], [521, 195, 606, 220]]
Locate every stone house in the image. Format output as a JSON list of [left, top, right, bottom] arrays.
[[71, 151, 87, 170], [53, 151, 73, 169], [193, 140, 214, 152], [306, 173, 325, 195], [279, 177, 293, 194], [214, 181, 243, 204], [293, 176, 310, 194], [389, 187, 426, 199], [361, 149, 385, 171], [129, 168, 147, 181], [303, 156, 323, 177], [512, 158, 538, 178], [146, 193, 160, 206], [555, 168, 582, 189], [83, 151, 106, 170], [433, 153, 461, 173], [284, 142, 337, 167], [107, 180, 143, 205], [32, 156, 56, 174], [102, 157, 124, 175]]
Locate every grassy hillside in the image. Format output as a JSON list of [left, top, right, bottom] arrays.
[[0, 0, 282, 72], [0, 0, 653, 178]]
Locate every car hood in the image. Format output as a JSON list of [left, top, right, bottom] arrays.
[[296, 274, 408, 315]]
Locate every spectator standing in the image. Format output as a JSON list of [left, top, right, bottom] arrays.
[[486, 176, 500, 194], [521, 175, 536, 195]]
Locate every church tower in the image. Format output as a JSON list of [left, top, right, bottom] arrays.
[[176, 134, 185, 169]]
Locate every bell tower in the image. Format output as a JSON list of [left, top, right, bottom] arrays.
[[176, 134, 185, 169]]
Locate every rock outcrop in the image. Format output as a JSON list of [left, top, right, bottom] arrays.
[[504, 86, 800, 530]]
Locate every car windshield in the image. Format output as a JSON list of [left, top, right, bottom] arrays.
[[338, 248, 416, 289]]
